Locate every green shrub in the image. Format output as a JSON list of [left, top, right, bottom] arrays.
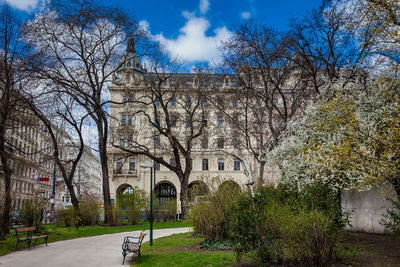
[[56, 206, 81, 228], [107, 204, 123, 226], [190, 177, 241, 241], [227, 187, 340, 266], [380, 198, 400, 234], [20, 196, 48, 229], [79, 194, 101, 226], [117, 188, 147, 225]]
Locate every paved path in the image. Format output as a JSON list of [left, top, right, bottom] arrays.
[[0, 227, 192, 267]]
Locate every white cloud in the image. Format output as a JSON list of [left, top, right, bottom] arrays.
[[1, 0, 40, 11], [199, 0, 209, 15], [140, 13, 232, 64], [241, 11, 251, 19]]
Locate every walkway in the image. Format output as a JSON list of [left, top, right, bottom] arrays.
[[0, 227, 192, 267]]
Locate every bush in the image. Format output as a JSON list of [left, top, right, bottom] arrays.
[[380, 198, 400, 234], [79, 194, 101, 226], [117, 188, 147, 225], [190, 177, 241, 241], [227, 187, 340, 266], [107, 204, 123, 226], [56, 206, 81, 228], [20, 196, 48, 229]]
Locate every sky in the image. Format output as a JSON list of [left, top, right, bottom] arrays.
[[1, 0, 322, 64]]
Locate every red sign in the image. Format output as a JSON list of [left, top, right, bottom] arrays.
[[37, 177, 50, 182]]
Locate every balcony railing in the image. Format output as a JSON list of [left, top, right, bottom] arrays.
[[113, 168, 137, 175]]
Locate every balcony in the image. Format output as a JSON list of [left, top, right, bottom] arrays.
[[113, 168, 137, 175]]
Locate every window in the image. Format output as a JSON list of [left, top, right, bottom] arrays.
[[121, 115, 126, 126], [217, 116, 224, 127], [232, 99, 238, 107], [155, 161, 160, 171], [201, 97, 207, 106], [217, 99, 223, 107], [217, 136, 224, 149], [123, 96, 128, 105], [186, 136, 192, 149], [186, 116, 191, 127], [129, 158, 135, 173], [170, 97, 176, 106], [170, 158, 176, 167], [154, 136, 161, 149], [202, 116, 208, 126], [218, 158, 224, 171], [128, 135, 133, 147], [155, 96, 160, 106], [155, 115, 160, 126], [186, 97, 191, 108], [125, 74, 131, 84], [202, 136, 208, 149], [234, 158, 240, 171], [232, 135, 240, 149], [128, 96, 133, 105], [66, 196, 70, 203], [116, 159, 123, 173], [120, 135, 125, 147], [128, 115, 133, 126], [188, 158, 192, 170], [170, 115, 177, 127], [202, 158, 209, 171]]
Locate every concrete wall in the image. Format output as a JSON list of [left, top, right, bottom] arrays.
[[341, 185, 398, 233]]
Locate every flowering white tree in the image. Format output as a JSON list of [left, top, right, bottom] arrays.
[[273, 74, 400, 199]]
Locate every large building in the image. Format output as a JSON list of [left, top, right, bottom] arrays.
[[107, 40, 280, 213]]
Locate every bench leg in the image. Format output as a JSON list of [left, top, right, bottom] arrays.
[[122, 251, 127, 265], [15, 240, 19, 251], [28, 239, 31, 250], [45, 237, 48, 246]]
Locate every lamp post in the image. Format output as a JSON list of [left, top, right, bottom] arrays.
[[140, 163, 153, 246]]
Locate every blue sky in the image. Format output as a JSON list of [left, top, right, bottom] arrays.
[[1, 0, 322, 64]]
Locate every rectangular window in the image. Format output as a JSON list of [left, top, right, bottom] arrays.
[[217, 99, 223, 107], [202, 158, 209, 171], [217, 136, 224, 149], [121, 115, 127, 126], [186, 116, 191, 127], [155, 161, 160, 171], [170, 115, 177, 127], [202, 116, 208, 126], [155, 115, 160, 126], [201, 97, 207, 106], [217, 116, 224, 127], [116, 159, 123, 174], [170, 158, 176, 167], [232, 99, 238, 107], [125, 74, 131, 84], [155, 96, 160, 106], [128, 115, 133, 126], [234, 158, 240, 171], [202, 136, 208, 149], [154, 136, 161, 149], [170, 97, 176, 106], [186, 97, 191, 108], [129, 158, 135, 173], [128, 96, 133, 105], [123, 96, 128, 105], [186, 136, 192, 149], [128, 135, 133, 147], [218, 158, 224, 171], [120, 135, 125, 147]]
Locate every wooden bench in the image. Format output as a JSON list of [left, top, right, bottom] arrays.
[[15, 226, 48, 250], [121, 232, 146, 264]]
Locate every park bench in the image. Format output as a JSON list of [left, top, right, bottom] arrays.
[[121, 232, 146, 264], [15, 226, 48, 250]]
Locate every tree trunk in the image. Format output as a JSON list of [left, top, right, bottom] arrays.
[[67, 182, 81, 218], [97, 121, 112, 224], [257, 161, 266, 188], [179, 174, 189, 220], [0, 126, 11, 238]]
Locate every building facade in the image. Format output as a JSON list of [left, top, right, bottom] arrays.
[[107, 40, 280, 213]]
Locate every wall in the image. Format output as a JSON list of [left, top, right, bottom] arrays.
[[342, 185, 398, 233]]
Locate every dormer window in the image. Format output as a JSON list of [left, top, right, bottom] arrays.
[[125, 74, 131, 84]]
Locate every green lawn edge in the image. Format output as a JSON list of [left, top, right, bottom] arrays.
[[0, 220, 191, 256]]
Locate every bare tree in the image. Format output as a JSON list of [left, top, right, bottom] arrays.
[[287, 0, 371, 94], [110, 59, 209, 219], [23, 0, 139, 223], [219, 21, 311, 187], [0, 4, 39, 238]]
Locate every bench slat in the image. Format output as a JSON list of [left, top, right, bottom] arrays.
[[16, 227, 36, 233]]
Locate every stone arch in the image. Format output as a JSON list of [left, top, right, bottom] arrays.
[[188, 181, 209, 202], [155, 181, 177, 203], [116, 183, 134, 195], [218, 180, 241, 196]]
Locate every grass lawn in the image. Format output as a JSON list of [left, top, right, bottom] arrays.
[[0, 220, 191, 256], [132, 232, 236, 267]]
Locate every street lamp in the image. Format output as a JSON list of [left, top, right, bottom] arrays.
[[140, 163, 153, 246]]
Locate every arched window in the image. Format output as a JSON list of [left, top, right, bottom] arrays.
[[155, 183, 176, 203]]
